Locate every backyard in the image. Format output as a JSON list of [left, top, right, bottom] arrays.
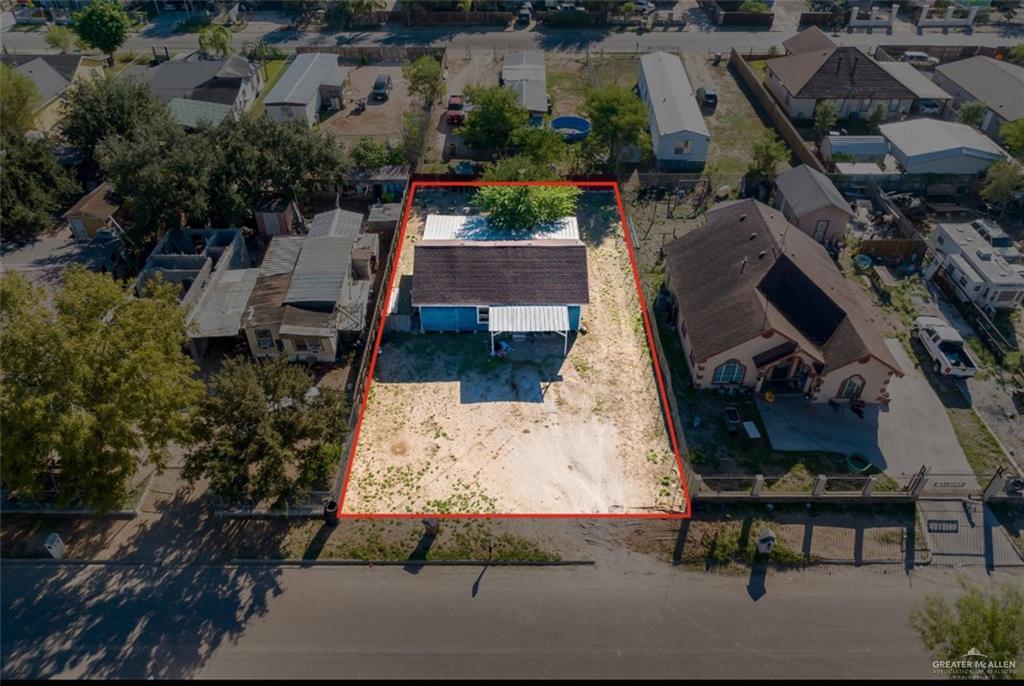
[[339, 188, 685, 515]]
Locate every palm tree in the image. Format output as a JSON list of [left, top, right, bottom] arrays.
[[198, 24, 232, 59]]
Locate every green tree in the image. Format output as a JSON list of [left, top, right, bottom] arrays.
[[350, 136, 396, 171], [510, 125, 567, 167], [482, 154, 553, 181], [198, 23, 233, 58], [62, 75, 170, 161], [402, 55, 444, 108], [399, 110, 429, 169], [911, 580, 1024, 680], [748, 129, 789, 179], [73, 0, 131, 60], [1001, 119, 1024, 160], [98, 119, 216, 240], [867, 103, 886, 133], [979, 160, 1024, 216], [472, 185, 583, 231], [1007, 44, 1024, 66], [813, 101, 838, 141], [461, 85, 530, 152], [183, 357, 349, 505], [739, 0, 770, 11], [582, 84, 649, 167], [958, 100, 989, 128], [0, 268, 203, 513], [0, 64, 41, 139], [0, 135, 80, 239], [44, 25, 76, 53]]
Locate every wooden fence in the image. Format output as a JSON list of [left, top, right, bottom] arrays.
[[858, 238, 927, 261], [729, 49, 828, 173], [296, 45, 446, 66]]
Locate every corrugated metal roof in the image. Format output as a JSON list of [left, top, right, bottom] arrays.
[[508, 78, 548, 113], [308, 208, 363, 239], [423, 214, 579, 241], [639, 51, 709, 138], [278, 305, 336, 338], [167, 98, 233, 129], [503, 50, 544, 68], [259, 236, 305, 277], [880, 119, 1006, 159], [283, 236, 351, 305], [502, 50, 547, 113], [824, 135, 888, 157], [265, 53, 346, 106], [489, 305, 570, 333], [15, 57, 69, 102], [190, 267, 259, 338]]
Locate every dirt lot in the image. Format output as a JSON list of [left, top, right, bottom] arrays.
[[321, 63, 411, 146], [340, 189, 685, 515]]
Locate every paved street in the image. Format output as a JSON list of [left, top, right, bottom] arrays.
[[2, 9, 1021, 56], [2, 555, 1016, 679]]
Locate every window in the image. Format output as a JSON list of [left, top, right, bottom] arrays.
[[255, 329, 274, 351], [814, 219, 830, 241], [837, 375, 864, 399], [712, 359, 745, 385], [957, 276, 969, 288], [859, 99, 871, 112], [477, 306, 490, 324], [674, 140, 693, 156], [293, 338, 323, 353], [996, 291, 1018, 302], [888, 99, 899, 112], [294, 340, 308, 352]]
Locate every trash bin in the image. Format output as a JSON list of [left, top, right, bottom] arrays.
[[44, 533, 65, 560], [323, 500, 339, 526], [713, 52, 723, 66]]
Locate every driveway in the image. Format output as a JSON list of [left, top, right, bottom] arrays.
[[757, 339, 976, 481]]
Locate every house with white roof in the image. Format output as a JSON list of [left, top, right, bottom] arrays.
[[924, 220, 1024, 312], [636, 51, 710, 172], [264, 53, 348, 127], [500, 50, 549, 119], [879, 119, 1007, 175]]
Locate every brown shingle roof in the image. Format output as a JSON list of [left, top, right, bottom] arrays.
[[767, 47, 914, 100], [782, 26, 836, 55], [62, 182, 119, 220], [412, 240, 590, 307], [663, 199, 901, 375]]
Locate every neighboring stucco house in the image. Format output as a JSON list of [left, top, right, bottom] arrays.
[[764, 46, 917, 121], [62, 182, 122, 242], [412, 214, 589, 354], [772, 164, 854, 244], [0, 53, 105, 132], [263, 53, 347, 127], [636, 51, 710, 172], [781, 26, 836, 56], [924, 220, 1024, 312], [879, 118, 1008, 174], [932, 56, 1024, 143], [242, 208, 378, 362], [662, 199, 903, 404]]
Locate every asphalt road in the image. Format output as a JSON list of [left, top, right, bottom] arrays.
[[2, 11, 1021, 56], [1, 557, 1005, 680]]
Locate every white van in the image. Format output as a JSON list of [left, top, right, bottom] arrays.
[[900, 51, 940, 68]]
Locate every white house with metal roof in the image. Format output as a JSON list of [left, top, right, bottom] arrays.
[[925, 220, 1024, 312], [879, 118, 1008, 175], [264, 53, 348, 127], [636, 51, 710, 172], [933, 56, 1024, 144], [500, 50, 549, 118]]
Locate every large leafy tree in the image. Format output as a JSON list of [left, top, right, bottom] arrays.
[[1001, 119, 1024, 161], [958, 100, 989, 128], [98, 118, 216, 240], [911, 580, 1024, 680], [0, 135, 80, 239], [484, 127, 568, 180], [0, 64, 41, 139], [350, 136, 399, 172], [748, 129, 789, 179], [402, 55, 444, 108], [472, 185, 582, 231], [205, 116, 349, 225], [198, 24, 233, 58], [73, 0, 131, 59], [461, 85, 530, 152], [582, 84, 649, 166], [979, 160, 1024, 216], [44, 25, 76, 54], [813, 101, 838, 141], [183, 357, 349, 505], [62, 75, 170, 162], [0, 268, 204, 513]]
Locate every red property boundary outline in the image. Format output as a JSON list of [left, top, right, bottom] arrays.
[[336, 180, 691, 519]]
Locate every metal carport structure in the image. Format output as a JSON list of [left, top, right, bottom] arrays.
[[488, 305, 570, 355]]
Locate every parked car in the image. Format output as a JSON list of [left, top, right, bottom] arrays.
[[912, 315, 978, 378], [917, 99, 943, 115], [900, 51, 940, 68], [446, 95, 466, 125], [371, 74, 392, 101], [697, 86, 718, 111]]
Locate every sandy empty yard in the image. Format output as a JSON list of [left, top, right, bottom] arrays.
[[340, 191, 686, 515], [321, 63, 412, 145]]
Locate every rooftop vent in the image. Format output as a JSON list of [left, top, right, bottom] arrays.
[[740, 214, 747, 222], [740, 256, 749, 273], [749, 231, 757, 240], [976, 248, 993, 261], [758, 250, 767, 259]]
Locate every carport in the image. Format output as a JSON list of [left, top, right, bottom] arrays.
[[489, 305, 570, 355]]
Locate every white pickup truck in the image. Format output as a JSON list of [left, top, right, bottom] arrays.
[[911, 315, 978, 378]]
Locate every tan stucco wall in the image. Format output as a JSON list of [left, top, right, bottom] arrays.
[[792, 205, 850, 244], [813, 357, 896, 403]]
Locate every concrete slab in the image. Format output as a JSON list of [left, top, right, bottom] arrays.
[[757, 339, 976, 481]]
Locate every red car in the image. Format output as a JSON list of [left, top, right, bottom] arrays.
[[446, 95, 465, 125]]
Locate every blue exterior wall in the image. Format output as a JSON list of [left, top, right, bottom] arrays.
[[419, 305, 583, 332]]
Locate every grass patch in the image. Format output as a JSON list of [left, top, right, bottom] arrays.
[[249, 59, 287, 118], [947, 408, 1012, 478]]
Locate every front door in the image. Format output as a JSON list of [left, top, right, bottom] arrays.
[[70, 217, 89, 241], [814, 219, 829, 242], [770, 360, 791, 381]]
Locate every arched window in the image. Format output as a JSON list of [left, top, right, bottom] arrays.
[[712, 359, 745, 385], [837, 375, 865, 399]]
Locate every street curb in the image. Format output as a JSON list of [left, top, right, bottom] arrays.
[[1, 558, 595, 568]]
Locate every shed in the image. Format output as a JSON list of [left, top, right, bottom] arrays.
[[62, 182, 121, 241], [773, 165, 854, 244], [636, 52, 710, 172]]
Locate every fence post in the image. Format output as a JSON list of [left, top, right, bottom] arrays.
[[812, 475, 827, 496], [751, 475, 764, 496], [982, 467, 1006, 502], [861, 475, 877, 497], [909, 467, 930, 497]]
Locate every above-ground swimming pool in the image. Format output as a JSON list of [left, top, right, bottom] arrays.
[[550, 115, 592, 142]]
